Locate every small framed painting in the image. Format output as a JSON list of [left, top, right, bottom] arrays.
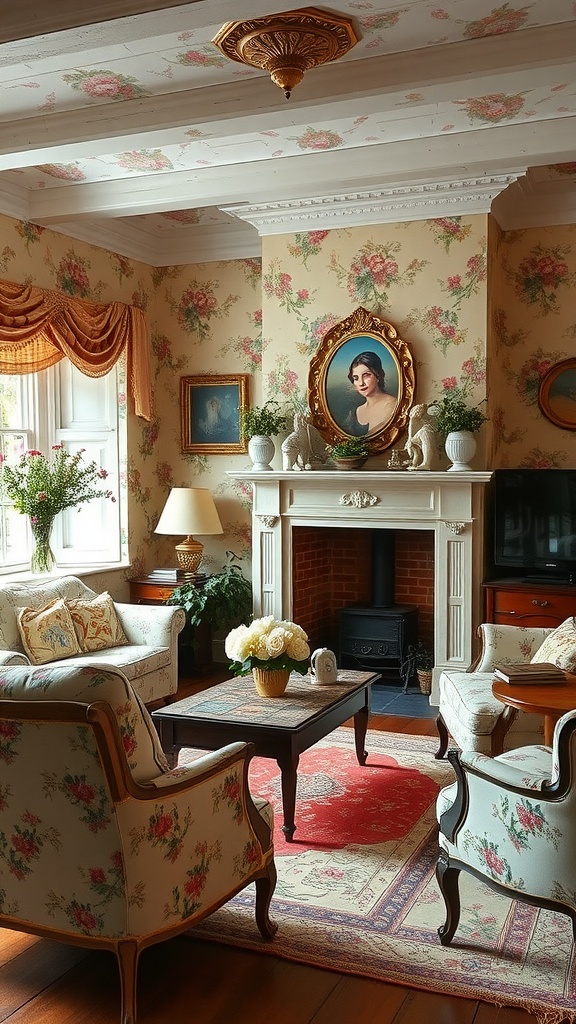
[[180, 374, 249, 453], [538, 358, 576, 431]]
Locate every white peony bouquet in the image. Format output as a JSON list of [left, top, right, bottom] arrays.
[[225, 615, 311, 677]]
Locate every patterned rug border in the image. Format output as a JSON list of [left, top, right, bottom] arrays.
[[184, 729, 576, 1024]]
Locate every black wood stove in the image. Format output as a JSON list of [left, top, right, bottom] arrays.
[[338, 531, 418, 689]]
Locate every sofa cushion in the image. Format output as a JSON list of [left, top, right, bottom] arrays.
[[439, 670, 506, 736], [531, 616, 576, 672], [64, 644, 171, 681], [0, 576, 96, 653], [67, 592, 128, 652], [17, 598, 82, 665], [0, 663, 169, 783]]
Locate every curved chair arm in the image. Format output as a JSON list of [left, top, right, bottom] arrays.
[[456, 747, 553, 791], [0, 650, 30, 666], [474, 623, 553, 672], [114, 601, 186, 646], [150, 742, 251, 790]]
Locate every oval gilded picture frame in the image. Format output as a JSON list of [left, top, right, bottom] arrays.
[[308, 306, 415, 452], [538, 358, 576, 431]]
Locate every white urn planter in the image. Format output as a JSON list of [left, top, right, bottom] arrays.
[[445, 430, 477, 471], [248, 434, 275, 471]]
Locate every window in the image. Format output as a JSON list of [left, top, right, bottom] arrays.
[[0, 362, 123, 573]]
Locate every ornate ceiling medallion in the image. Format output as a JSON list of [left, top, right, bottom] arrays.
[[212, 7, 359, 100]]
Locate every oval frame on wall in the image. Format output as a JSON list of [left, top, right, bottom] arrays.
[[538, 358, 576, 431], [307, 306, 415, 452]]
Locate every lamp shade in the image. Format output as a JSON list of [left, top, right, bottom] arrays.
[[155, 487, 223, 574], [155, 488, 223, 537]]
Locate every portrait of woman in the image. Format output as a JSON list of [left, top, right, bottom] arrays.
[[348, 350, 398, 433], [307, 307, 415, 454], [324, 334, 400, 436]]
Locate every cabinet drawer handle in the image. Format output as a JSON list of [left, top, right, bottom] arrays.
[[531, 599, 550, 607]]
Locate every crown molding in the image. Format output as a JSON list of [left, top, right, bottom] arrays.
[[46, 217, 262, 266], [221, 176, 519, 234]]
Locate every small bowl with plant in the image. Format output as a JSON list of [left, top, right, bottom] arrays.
[[327, 435, 370, 470]]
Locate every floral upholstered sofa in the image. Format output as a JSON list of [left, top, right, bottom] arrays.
[[0, 575, 185, 703]]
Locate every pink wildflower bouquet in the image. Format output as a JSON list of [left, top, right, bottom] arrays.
[[1, 444, 115, 530]]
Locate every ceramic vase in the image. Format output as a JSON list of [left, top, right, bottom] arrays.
[[248, 435, 275, 471], [30, 517, 55, 573], [445, 430, 476, 472], [253, 666, 290, 697]]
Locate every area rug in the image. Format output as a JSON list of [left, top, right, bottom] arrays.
[[184, 730, 576, 1023]]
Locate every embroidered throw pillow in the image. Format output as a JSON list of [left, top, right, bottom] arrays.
[[531, 616, 576, 672], [67, 592, 128, 653], [17, 598, 82, 665]]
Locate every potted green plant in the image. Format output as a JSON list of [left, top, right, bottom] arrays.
[[241, 399, 288, 471], [405, 641, 434, 694], [166, 554, 252, 669], [431, 377, 488, 471], [327, 435, 369, 470]]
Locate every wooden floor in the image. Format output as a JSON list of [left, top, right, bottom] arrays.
[[0, 669, 536, 1024]]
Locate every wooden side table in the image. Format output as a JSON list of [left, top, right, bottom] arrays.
[[492, 674, 576, 746], [128, 574, 212, 672]]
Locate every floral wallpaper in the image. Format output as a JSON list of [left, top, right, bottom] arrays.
[[260, 217, 489, 470], [1, 206, 575, 602], [488, 222, 576, 469]]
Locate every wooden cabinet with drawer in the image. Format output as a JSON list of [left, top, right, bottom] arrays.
[[484, 579, 576, 627]]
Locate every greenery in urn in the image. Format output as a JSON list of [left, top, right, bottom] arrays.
[[240, 399, 288, 440], [225, 615, 311, 677], [327, 436, 370, 459], [166, 553, 252, 633], [412, 641, 434, 671], [0, 444, 115, 572], [431, 376, 488, 439]]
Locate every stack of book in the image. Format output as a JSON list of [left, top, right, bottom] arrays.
[[493, 662, 566, 685], [148, 568, 209, 585]]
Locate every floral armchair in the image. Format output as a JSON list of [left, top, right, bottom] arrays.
[[0, 575, 185, 703], [0, 663, 276, 1024], [436, 709, 576, 946], [435, 623, 549, 759]]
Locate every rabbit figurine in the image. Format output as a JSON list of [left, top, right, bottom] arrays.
[[310, 648, 338, 685]]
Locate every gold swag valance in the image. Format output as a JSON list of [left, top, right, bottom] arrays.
[[0, 278, 152, 420]]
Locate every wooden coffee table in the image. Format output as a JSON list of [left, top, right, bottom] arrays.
[[492, 672, 576, 746], [152, 669, 379, 840]]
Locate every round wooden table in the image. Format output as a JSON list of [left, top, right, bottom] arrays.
[[492, 674, 576, 746]]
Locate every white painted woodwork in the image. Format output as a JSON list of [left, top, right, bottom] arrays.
[[229, 470, 492, 705]]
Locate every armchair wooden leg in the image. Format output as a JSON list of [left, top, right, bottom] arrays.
[[436, 850, 461, 946], [435, 713, 449, 760], [255, 860, 278, 940], [116, 939, 140, 1024]]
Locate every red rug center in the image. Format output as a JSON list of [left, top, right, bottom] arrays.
[[248, 744, 439, 852]]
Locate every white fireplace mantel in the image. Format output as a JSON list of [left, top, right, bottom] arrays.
[[228, 470, 492, 703]]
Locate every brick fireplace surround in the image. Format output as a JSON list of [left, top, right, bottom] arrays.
[[230, 470, 492, 704]]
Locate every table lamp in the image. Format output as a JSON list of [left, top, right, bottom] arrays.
[[154, 487, 223, 575]]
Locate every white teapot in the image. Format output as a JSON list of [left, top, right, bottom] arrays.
[[310, 648, 338, 685]]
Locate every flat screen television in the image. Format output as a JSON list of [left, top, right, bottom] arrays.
[[492, 469, 576, 584]]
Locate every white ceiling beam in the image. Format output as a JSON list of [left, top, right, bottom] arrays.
[[25, 118, 575, 224], [1, 22, 575, 168]]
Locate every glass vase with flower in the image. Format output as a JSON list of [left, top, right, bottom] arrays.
[[1, 445, 115, 573], [225, 615, 311, 696]]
